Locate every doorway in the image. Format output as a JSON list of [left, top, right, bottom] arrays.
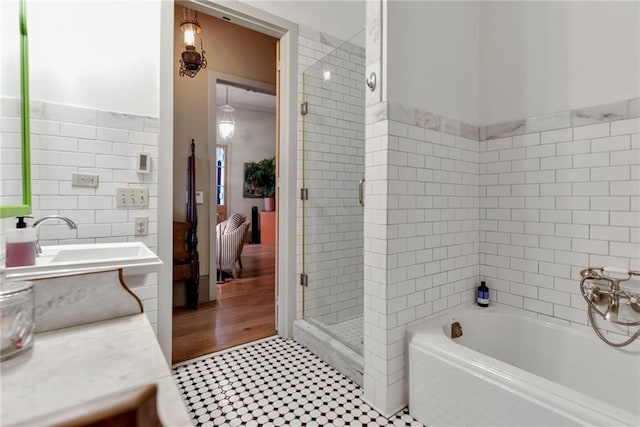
[[158, 0, 297, 364], [168, 4, 292, 364], [172, 77, 279, 363]]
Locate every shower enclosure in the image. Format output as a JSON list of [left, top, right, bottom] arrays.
[[295, 30, 366, 381]]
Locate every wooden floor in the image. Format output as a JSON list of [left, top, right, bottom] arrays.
[[172, 243, 276, 364]]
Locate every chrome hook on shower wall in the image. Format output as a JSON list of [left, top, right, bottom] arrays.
[[366, 72, 376, 92]]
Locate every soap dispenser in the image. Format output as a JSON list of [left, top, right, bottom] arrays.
[[5, 216, 36, 267]]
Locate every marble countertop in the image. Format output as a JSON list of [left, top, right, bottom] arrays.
[[1, 314, 191, 426]]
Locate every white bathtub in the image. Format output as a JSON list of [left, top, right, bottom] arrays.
[[408, 306, 640, 426]]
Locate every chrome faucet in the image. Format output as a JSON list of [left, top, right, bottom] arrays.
[[32, 215, 78, 255], [604, 293, 619, 322], [580, 267, 640, 347]]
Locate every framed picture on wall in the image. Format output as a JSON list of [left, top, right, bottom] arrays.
[[243, 162, 261, 198]]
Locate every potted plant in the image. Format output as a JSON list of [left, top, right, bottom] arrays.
[[245, 157, 276, 211]]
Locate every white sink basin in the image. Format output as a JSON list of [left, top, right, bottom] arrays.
[[51, 244, 149, 263], [1, 242, 162, 281]]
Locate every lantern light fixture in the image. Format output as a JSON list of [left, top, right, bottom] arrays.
[[179, 8, 207, 78], [218, 85, 236, 141]]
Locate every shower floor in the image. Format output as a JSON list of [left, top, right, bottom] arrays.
[[323, 315, 364, 354]]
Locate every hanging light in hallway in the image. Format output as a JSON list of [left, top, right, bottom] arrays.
[[179, 8, 207, 78], [218, 85, 236, 141]]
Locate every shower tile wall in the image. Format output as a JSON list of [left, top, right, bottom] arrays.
[[363, 109, 480, 414], [479, 101, 640, 336], [297, 27, 366, 325], [0, 98, 160, 332]]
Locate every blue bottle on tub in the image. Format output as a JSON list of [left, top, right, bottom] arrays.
[[477, 281, 489, 307]]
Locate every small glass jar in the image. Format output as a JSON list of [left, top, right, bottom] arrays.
[[1, 281, 35, 362]]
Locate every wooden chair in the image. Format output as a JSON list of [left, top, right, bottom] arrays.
[[173, 221, 199, 309]]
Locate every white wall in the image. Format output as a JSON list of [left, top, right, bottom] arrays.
[[479, 1, 640, 124], [0, 0, 160, 117], [223, 107, 276, 220], [239, 0, 365, 43], [384, 1, 640, 127], [386, 1, 480, 125]]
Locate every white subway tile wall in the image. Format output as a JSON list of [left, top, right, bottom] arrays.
[[296, 27, 366, 325], [480, 120, 640, 331], [363, 116, 480, 414], [0, 98, 159, 332]]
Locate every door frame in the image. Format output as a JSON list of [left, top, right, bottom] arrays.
[[158, 0, 298, 362]]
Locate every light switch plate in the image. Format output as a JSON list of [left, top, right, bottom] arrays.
[[134, 216, 148, 236], [116, 187, 149, 207], [185, 191, 204, 205], [72, 173, 99, 188]]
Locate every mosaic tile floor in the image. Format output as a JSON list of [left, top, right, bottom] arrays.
[[324, 315, 364, 354], [173, 337, 423, 427]]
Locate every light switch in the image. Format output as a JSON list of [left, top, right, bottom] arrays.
[[116, 187, 149, 207]]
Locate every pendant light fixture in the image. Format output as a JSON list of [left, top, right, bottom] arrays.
[[179, 8, 207, 78], [218, 85, 236, 141]]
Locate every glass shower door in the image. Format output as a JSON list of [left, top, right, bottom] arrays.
[[302, 31, 365, 354]]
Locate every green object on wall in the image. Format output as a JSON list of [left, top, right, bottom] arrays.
[[0, 0, 32, 217]]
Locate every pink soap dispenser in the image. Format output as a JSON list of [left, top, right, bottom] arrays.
[[5, 216, 36, 268]]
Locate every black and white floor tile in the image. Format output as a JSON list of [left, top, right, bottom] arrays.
[[173, 337, 423, 427]]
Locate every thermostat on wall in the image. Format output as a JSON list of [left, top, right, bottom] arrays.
[[136, 152, 151, 174]]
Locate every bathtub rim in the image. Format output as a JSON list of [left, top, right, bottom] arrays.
[[407, 304, 639, 427]]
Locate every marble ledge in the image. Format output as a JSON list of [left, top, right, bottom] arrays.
[[0, 97, 158, 134], [571, 99, 629, 127], [371, 101, 482, 141], [485, 97, 639, 139], [486, 120, 526, 140], [1, 314, 190, 427], [365, 97, 639, 141], [525, 110, 570, 133], [366, 101, 388, 124]]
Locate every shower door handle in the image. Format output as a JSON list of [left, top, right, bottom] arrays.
[[358, 178, 365, 207]]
